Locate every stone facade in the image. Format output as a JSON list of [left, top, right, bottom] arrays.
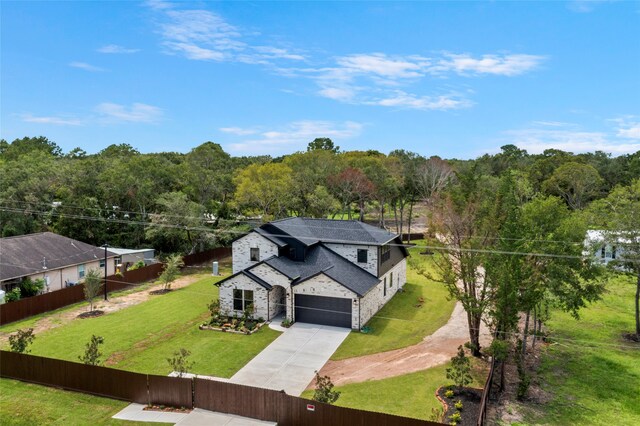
[[323, 243, 378, 276], [359, 259, 407, 326], [218, 274, 269, 320], [293, 274, 359, 328], [232, 233, 279, 273]]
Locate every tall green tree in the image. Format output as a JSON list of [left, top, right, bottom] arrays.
[[233, 162, 294, 220], [542, 161, 604, 210]]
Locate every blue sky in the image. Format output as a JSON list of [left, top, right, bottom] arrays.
[[2, 1, 639, 158]]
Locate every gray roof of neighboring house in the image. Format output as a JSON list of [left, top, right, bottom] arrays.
[[264, 245, 380, 296], [264, 217, 399, 247], [0, 232, 117, 281]]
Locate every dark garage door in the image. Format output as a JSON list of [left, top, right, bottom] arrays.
[[294, 294, 352, 328]]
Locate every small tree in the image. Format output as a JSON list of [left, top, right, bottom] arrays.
[[79, 335, 104, 365], [446, 345, 473, 392], [83, 268, 103, 312], [167, 348, 194, 377], [313, 371, 341, 404], [9, 328, 35, 353], [159, 254, 184, 291]]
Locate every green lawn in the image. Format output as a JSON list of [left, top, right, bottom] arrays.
[[1, 274, 280, 377], [301, 359, 487, 420], [331, 245, 455, 360], [520, 274, 640, 425], [0, 379, 166, 426]]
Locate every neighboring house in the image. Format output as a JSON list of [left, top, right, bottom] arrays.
[[586, 230, 629, 266], [108, 247, 156, 271], [0, 232, 117, 294], [216, 218, 409, 329]]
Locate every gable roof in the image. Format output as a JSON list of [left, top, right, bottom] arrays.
[[215, 268, 273, 290], [265, 245, 379, 296], [263, 217, 399, 247], [0, 232, 117, 281]]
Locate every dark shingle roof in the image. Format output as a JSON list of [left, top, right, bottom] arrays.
[[0, 232, 116, 281], [264, 245, 379, 296], [254, 227, 289, 247], [263, 217, 398, 247]]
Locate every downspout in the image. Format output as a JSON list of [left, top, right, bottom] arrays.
[[358, 296, 361, 331], [267, 289, 270, 321]]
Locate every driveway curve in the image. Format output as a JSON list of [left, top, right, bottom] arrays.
[[314, 302, 491, 387]]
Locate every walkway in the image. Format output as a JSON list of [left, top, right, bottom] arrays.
[[316, 302, 492, 387], [113, 404, 276, 425], [230, 322, 351, 396]]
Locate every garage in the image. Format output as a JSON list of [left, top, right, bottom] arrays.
[[294, 294, 352, 328]]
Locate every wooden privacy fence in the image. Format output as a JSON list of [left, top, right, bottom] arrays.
[[1, 351, 443, 426], [0, 247, 231, 325], [476, 356, 496, 426]]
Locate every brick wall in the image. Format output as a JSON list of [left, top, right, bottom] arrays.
[[323, 243, 378, 276], [232, 233, 279, 273]]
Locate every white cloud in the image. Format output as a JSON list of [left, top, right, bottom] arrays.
[[432, 53, 546, 76], [567, 1, 609, 13], [610, 116, 640, 139], [375, 91, 473, 111], [69, 61, 105, 72], [335, 53, 428, 79], [532, 120, 575, 127], [95, 102, 163, 123], [21, 114, 83, 126], [152, 4, 305, 64], [97, 44, 140, 54], [225, 120, 363, 154], [219, 127, 259, 136], [504, 128, 640, 155]]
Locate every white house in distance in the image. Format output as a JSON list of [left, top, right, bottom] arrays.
[[0, 232, 117, 294], [216, 218, 409, 329], [108, 247, 156, 272], [586, 230, 628, 266]]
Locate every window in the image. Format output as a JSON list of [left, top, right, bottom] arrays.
[[233, 289, 254, 311], [357, 249, 368, 263], [78, 264, 85, 279], [381, 245, 391, 262], [99, 259, 106, 268], [612, 246, 617, 259], [383, 277, 387, 296], [250, 247, 260, 262], [601, 247, 606, 258], [390, 272, 393, 287]]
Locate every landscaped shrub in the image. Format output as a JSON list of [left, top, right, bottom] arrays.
[[449, 411, 461, 423], [281, 318, 292, 328], [446, 345, 472, 392], [9, 328, 35, 353], [19, 277, 45, 297], [5, 287, 21, 302], [444, 389, 455, 398], [454, 400, 463, 410]]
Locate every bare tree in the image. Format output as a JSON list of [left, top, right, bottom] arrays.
[[415, 156, 455, 204]]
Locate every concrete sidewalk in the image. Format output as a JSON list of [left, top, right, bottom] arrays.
[[230, 322, 351, 396], [113, 404, 276, 425]]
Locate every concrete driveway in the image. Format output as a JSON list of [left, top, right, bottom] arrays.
[[230, 322, 351, 396]]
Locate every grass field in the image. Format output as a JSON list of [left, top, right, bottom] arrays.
[[0, 379, 166, 426], [1, 274, 280, 377], [518, 274, 640, 425], [331, 244, 455, 360], [301, 359, 487, 420]]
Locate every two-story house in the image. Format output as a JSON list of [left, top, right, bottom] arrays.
[[216, 218, 409, 329]]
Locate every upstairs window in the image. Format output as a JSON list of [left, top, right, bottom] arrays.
[[357, 249, 368, 263], [381, 245, 391, 262], [250, 247, 260, 262]]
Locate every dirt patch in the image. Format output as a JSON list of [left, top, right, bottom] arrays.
[[314, 302, 492, 387], [622, 332, 640, 342], [76, 310, 105, 319], [144, 405, 192, 413], [149, 289, 172, 295]]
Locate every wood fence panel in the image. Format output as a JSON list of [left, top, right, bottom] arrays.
[[148, 374, 193, 408], [0, 351, 148, 403]]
